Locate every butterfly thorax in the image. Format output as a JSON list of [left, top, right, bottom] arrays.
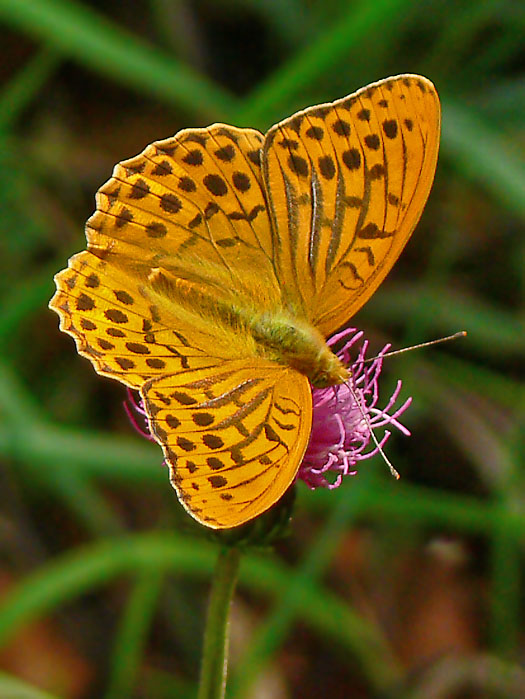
[[146, 266, 349, 388], [250, 313, 349, 388]]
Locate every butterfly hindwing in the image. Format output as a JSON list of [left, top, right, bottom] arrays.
[[141, 360, 312, 529], [51, 250, 244, 388], [262, 74, 440, 335]]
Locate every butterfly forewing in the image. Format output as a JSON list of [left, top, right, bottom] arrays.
[[50, 123, 288, 390], [262, 74, 440, 336], [86, 124, 281, 308], [142, 361, 312, 529]]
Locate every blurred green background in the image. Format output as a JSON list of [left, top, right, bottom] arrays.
[[0, 0, 523, 697]]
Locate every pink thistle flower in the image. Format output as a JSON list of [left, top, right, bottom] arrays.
[[125, 327, 412, 491], [124, 390, 155, 442], [298, 328, 412, 490]]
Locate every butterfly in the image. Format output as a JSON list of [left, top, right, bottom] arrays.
[[50, 74, 440, 529]]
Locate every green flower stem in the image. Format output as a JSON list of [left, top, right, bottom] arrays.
[[198, 546, 241, 699]]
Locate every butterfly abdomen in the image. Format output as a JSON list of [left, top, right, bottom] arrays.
[[251, 314, 348, 388]]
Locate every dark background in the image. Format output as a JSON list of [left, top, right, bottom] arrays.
[[0, 1, 523, 697]]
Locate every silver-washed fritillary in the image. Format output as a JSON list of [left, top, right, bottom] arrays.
[[50, 75, 440, 529]]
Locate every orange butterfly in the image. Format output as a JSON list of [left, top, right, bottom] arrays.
[[50, 75, 440, 528]]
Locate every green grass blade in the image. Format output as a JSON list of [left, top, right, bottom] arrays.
[[0, 422, 161, 484], [0, 48, 61, 131], [442, 98, 525, 221], [46, 468, 123, 537], [105, 571, 163, 699], [426, 355, 524, 412], [0, 358, 46, 426], [365, 283, 524, 359], [235, 0, 414, 126], [477, 78, 525, 126], [0, 531, 398, 670], [237, 0, 311, 46], [0, 263, 62, 349], [0, 0, 239, 119], [305, 478, 525, 540], [0, 672, 58, 699], [490, 525, 521, 659], [231, 477, 401, 697]]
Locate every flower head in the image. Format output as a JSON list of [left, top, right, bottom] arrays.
[[125, 327, 412, 493], [298, 328, 411, 490]]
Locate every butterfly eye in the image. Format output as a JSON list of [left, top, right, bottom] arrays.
[[311, 367, 344, 389], [310, 350, 350, 388], [312, 374, 332, 389]]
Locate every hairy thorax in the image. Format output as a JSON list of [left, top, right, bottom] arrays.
[[250, 313, 349, 388], [146, 268, 349, 388]]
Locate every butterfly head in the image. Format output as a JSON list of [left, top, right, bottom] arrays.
[[309, 350, 350, 389], [284, 327, 350, 388]]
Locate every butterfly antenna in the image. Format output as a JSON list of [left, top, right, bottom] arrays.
[[346, 331, 466, 477], [360, 331, 467, 364], [348, 381, 400, 480]]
